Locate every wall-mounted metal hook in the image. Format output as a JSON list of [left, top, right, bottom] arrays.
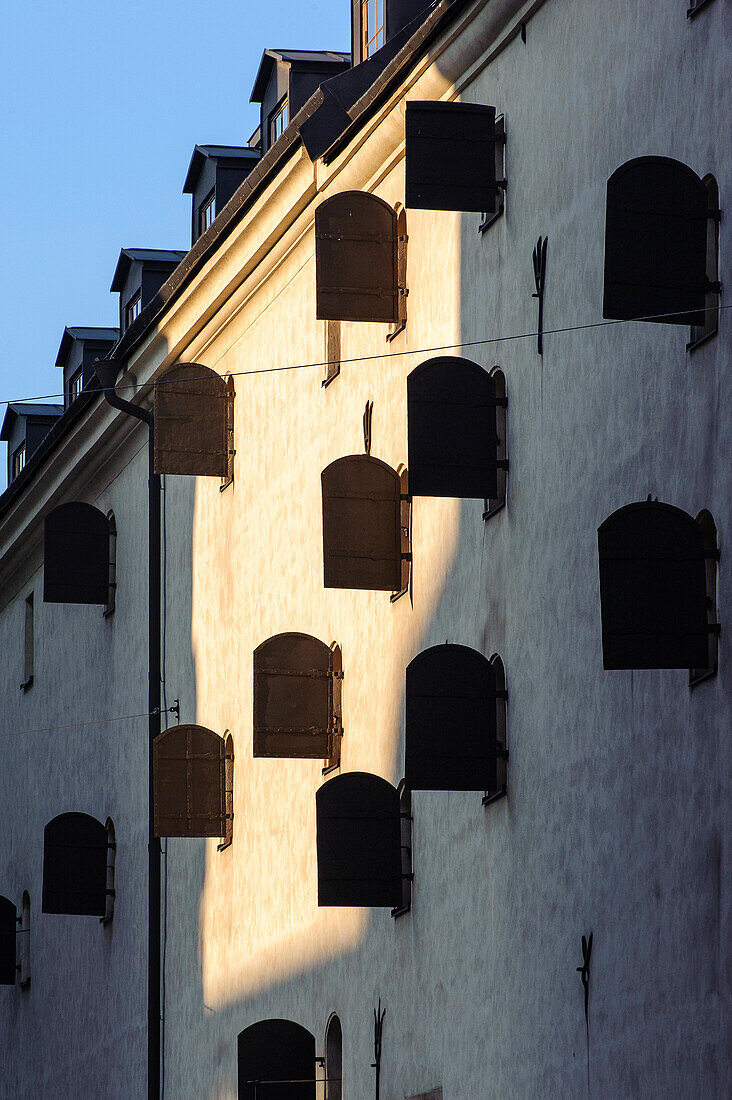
[[363, 399, 374, 455], [576, 931, 593, 1025], [371, 998, 386, 1100], [532, 236, 548, 355]]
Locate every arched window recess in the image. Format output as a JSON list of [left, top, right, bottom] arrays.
[[153, 362, 232, 478], [324, 1013, 343, 1100], [42, 812, 112, 917], [153, 724, 233, 839], [238, 1018, 317, 1100]]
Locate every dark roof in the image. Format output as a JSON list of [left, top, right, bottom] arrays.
[[183, 145, 261, 194], [250, 49, 351, 103], [1, 403, 64, 441], [55, 326, 120, 368], [111, 248, 187, 293]]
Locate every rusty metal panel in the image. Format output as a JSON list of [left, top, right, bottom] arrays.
[[254, 633, 334, 759], [315, 191, 399, 322], [0, 896, 16, 985], [598, 501, 712, 669], [43, 502, 110, 604], [316, 772, 402, 907], [238, 1019, 316, 1100], [322, 455, 402, 590], [153, 724, 226, 837], [603, 157, 709, 325], [42, 812, 108, 916], [405, 101, 497, 212], [154, 362, 229, 476]]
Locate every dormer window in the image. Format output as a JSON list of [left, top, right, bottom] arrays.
[[68, 368, 83, 404], [12, 443, 25, 480], [269, 96, 289, 145], [362, 0, 385, 57], [199, 190, 215, 236], [126, 291, 141, 328]]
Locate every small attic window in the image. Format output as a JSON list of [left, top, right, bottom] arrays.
[[269, 96, 289, 145], [126, 291, 141, 329], [199, 190, 215, 236], [362, 0, 385, 58], [12, 442, 25, 480], [68, 368, 83, 404]]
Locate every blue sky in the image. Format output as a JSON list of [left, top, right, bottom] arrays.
[[0, 0, 349, 422]]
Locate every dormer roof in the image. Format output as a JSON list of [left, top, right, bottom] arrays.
[[55, 326, 120, 369], [182, 145, 261, 195], [110, 248, 187, 293], [1, 403, 64, 441], [250, 49, 351, 103]]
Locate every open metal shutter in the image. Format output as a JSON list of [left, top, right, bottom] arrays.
[[153, 725, 227, 837], [316, 772, 402, 907], [42, 813, 108, 916], [0, 896, 16, 985], [154, 362, 229, 477], [43, 502, 110, 604], [598, 501, 711, 669], [408, 356, 501, 498], [603, 157, 709, 325], [315, 191, 399, 322], [254, 633, 334, 759], [406, 644, 498, 791], [238, 1019, 316, 1100], [405, 101, 497, 212], [322, 455, 402, 591]]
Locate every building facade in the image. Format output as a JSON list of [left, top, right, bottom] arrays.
[[0, 1, 729, 1097]]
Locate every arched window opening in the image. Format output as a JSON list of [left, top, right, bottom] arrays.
[[254, 634, 342, 766], [690, 510, 720, 686], [483, 368, 508, 519], [325, 1014, 343, 1100], [153, 362, 230, 478], [101, 818, 116, 924], [688, 175, 721, 350], [315, 191, 400, 323], [603, 157, 714, 325], [405, 644, 506, 793], [405, 101, 499, 212], [316, 772, 402, 907], [238, 1018, 316, 1100], [104, 510, 117, 617], [392, 780, 413, 919], [44, 502, 111, 605], [18, 892, 30, 987], [598, 500, 719, 669], [322, 455, 407, 592], [0, 895, 17, 985], [484, 655, 508, 806], [153, 724, 230, 838], [218, 733, 235, 851], [42, 812, 109, 916]]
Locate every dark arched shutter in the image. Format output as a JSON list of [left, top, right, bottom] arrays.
[[406, 644, 499, 791], [42, 813, 108, 916], [0, 896, 16, 985], [315, 192, 399, 322], [153, 725, 227, 837], [154, 363, 230, 476], [254, 634, 335, 759], [316, 772, 402, 907], [322, 456, 402, 590], [238, 1019, 316, 1100], [408, 357, 504, 498], [405, 101, 497, 212], [598, 501, 713, 669], [603, 157, 709, 325], [43, 503, 110, 604]]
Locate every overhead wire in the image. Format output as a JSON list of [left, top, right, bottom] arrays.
[[0, 704, 180, 741]]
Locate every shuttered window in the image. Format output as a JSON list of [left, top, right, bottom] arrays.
[[43, 503, 111, 605], [0, 896, 16, 985], [153, 724, 230, 838], [238, 1019, 316, 1100], [316, 772, 402, 907], [408, 357, 506, 499], [315, 191, 399, 323], [405, 644, 506, 792], [603, 157, 713, 325], [598, 500, 718, 669], [322, 455, 404, 591], [154, 362, 231, 477], [254, 634, 341, 762], [405, 101, 498, 212], [42, 813, 109, 916]]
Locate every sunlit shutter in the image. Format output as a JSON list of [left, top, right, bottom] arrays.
[[238, 1019, 316, 1100], [322, 456, 402, 590], [408, 356, 502, 498], [316, 772, 402, 907], [603, 157, 709, 325], [406, 644, 498, 791], [315, 191, 399, 322], [42, 813, 108, 916], [153, 725, 226, 837], [598, 501, 712, 669], [43, 503, 110, 604], [405, 101, 497, 212], [154, 363, 229, 476], [0, 896, 16, 985], [254, 633, 334, 759]]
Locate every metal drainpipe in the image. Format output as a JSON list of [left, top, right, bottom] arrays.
[[97, 361, 161, 1100]]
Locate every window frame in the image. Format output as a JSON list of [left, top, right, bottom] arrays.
[[687, 174, 721, 352], [199, 189, 215, 236], [68, 367, 83, 405], [482, 654, 508, 807], [362, 0, 385, 58], [126, 290, 141, 329], [12, 442, 26, 481], [478, 114, 507, 233], [268, 95, 289, 146]]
